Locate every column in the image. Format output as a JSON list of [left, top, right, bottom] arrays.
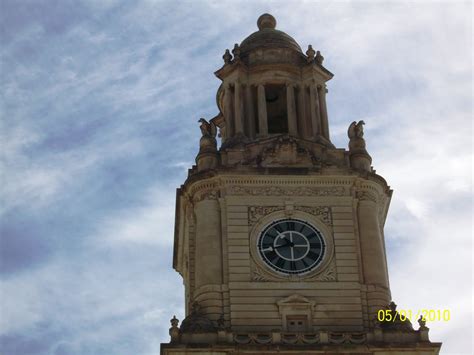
[[194, 197, 222, 288], [234, 81, 244, 134], [318, 84, 330, 140], [223, 85, 233, 140], [297, 85, 311, 139], [194, 196, 223, 321], [245, 84, 256, 139], [309, 84, 321, 137], [286, 84, 298, 136], [357, 195, 391, 322], [257, 84, 268, 137]]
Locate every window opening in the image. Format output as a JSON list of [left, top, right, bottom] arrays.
[[266, 84, 288, 134]]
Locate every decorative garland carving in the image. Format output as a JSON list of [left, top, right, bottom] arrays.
[[282, 333, 320, 344], [328, 332, 366, 344], [294, 206, 332, 226], [229, 186, 345, 197], [231, 331, 367, 345], [248, 205, 332, 226], [248, 206, 284, 225]]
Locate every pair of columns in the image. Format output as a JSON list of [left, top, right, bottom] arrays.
[[223, 82, 330, 141], [223, 82, 254, 139], [295, 83, 330, 140], [308, 83, 330, 140]]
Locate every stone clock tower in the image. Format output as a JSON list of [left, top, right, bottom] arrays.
[[161, 14, 441, 355]]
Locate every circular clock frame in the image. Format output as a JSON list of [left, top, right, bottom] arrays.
[[249, 209, 334, 279], [258, 218, 326, 274]]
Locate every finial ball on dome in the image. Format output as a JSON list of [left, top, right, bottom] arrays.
[[257, 13, 276, 30]]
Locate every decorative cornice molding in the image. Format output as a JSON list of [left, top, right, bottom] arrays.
[[184, 175, 393, 202], [229, 185, 345, 197]]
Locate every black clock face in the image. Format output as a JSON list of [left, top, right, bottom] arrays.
[[257, 219, 326, 275]]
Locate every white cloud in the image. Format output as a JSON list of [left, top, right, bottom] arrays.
[[93, 184, 178, 246]]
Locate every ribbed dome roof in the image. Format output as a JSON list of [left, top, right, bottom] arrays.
[[240, 14, 302, 56]]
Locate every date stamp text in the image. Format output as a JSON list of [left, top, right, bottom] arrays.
[[377, 309, 451, 322]]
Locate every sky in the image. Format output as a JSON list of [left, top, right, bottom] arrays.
[[0, 0, 472, 354]]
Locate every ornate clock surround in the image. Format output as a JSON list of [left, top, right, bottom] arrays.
[[249, 208, 335, 281]]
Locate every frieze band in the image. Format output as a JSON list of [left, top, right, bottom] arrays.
[[248, 205, 332, 226], [230, 185, 345, 197]]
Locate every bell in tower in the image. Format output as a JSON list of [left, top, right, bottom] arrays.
[[162, 14, 441, 355]]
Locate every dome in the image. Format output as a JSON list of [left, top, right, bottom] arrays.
[[239, 14, 303, 56]]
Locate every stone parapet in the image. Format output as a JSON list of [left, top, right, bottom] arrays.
[[162, 322, 441, 354]]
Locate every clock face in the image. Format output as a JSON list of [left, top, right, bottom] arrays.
[[257, 219, 326, 275]]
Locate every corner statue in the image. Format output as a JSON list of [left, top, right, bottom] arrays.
[[348, 120, 365, 139], [348, 120, 372, 171], [198, 118, 217, 138], [196, 118, 218, 172]]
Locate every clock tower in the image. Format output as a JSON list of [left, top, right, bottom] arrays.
[[161, 14, 441, 355]]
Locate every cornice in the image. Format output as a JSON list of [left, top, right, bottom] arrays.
[[181, 174, 390, 202]]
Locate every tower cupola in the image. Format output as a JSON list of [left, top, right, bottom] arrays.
[[212, 13, 333, 160]]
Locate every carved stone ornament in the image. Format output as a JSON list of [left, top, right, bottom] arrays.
[[170, 315, 179, 328], [169, 315, 180, 343], [315, 50, 324, 65], [249, 206, 285, 225], [252, 265, 270, 282], [198, 118, 217, 138], [251, 259, 337, 282], [294, 206, 332, 226], [418, 315, 428, 330], [347, 121, 372, 172], [222, 49, 232, 64], [179, 302, 216, 334], [229, 185, 345, 197], [248, 205, 332, 226], [356, 190, 377, 203], [306, 44, 315, 62], [259, 137, 316, 167], [348, 120, 365, 139], [193, 190, 219, 203]]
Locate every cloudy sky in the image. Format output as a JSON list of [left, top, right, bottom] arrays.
[[0, 1, 472, 354]]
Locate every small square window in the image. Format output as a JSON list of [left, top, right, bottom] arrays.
[[286, 315, 307, 332]]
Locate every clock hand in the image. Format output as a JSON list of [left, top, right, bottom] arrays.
[[274, 238, 293, 249]]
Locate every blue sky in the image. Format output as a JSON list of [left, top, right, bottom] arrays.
[[0, 1, 472, 354]]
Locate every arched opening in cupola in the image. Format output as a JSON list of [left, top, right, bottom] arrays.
[[265, 84, 288, 134]]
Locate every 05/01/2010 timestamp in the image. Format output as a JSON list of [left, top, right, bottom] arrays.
[[377, 309, 451, 322]]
